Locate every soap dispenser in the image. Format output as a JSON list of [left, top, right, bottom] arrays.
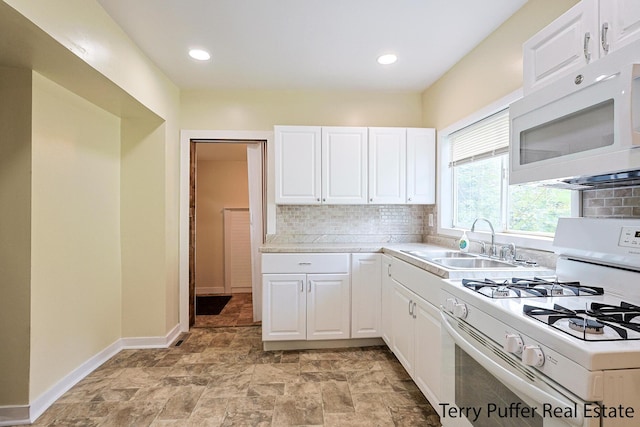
[[459, 231, 470, 253]]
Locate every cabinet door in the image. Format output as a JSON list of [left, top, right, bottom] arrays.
[[380, 255, 393, 346], [391, 281, 415, 375], [321, 127, 368, 204], [262, 274, 306, 341], [414, 296, 441, 407], [600, 0, 640, 54], [307, 274, 351, 340], [368, 128, 406, 204], [406, 128, 436, 204], [275, 126, 321, 204], [523, 0, 598, 94], [351, 253, 381, 338]]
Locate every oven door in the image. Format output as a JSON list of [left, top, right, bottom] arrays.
[[440, 309, 599, 427]]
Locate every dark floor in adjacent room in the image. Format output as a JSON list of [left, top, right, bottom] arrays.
[[195, 293, 261, 328]]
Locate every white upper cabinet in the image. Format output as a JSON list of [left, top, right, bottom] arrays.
[[523, 0, 640, 94], [368, 127, 407, 204], [321, 127, 368, 204], [406, 128, 436, 204], [523, 0, 598, 94], [600, 0, 640, 53], [275, 126, 322, 204], [275, 125, 435, 205]]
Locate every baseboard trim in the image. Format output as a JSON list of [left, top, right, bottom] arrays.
[[121, 323, 182, 349], [196, 286, 224, 295], [263, 337, 384, 351], [28, 338, 123, 423], [6, 324, 183, 426], [0, 405, 30, 426]]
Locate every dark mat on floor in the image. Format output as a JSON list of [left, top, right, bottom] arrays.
[[196, 295, 232, 315]]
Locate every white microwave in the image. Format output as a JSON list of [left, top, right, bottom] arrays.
[[509, 40, 640, 186]]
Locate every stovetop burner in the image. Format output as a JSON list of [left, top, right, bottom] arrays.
[[524, 302, 640, 341], [462, 277, 604, 299]]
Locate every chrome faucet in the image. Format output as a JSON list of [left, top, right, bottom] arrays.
[[471, 218, 496, 257]]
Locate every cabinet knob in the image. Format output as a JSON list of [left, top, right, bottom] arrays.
[[316, 198, 320, 202], [408, 197, 412, 201], [322, 198, 326, 202], [370, 198, 373, 202]]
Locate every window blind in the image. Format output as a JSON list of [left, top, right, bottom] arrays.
[[449, 109, 510, 166]]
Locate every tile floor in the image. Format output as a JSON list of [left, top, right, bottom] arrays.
[[27, 325, 442, 426], [195, 294, 261, 328]]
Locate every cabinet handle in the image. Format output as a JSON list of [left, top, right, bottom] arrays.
[[387, 264, 391, 277], [298, 262, 312, 265], [408, 299, 413, 316], [300, 281, 304, 292], [583, 32, 591, 62], [601, 22, 610, 54], [308, 280, 311, 292], [413, 302, 417, 319]]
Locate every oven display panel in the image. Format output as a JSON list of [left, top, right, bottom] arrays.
[[619, 227, 640, 248]]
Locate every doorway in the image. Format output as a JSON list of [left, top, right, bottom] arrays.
[[192, 142, 256, 326], [180, 130, 273, 332]]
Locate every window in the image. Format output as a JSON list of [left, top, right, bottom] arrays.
[[438, 93, 577, 249]]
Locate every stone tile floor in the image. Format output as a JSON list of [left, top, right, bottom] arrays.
[[27, 326, 442, 426], [195, 294, 261, 328]]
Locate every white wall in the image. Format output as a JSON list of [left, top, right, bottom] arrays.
[[421, 0, 579, 130], [30, 73, 122, 400]]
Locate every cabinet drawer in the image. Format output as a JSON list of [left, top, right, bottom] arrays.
[[390, 257, 441, 306], [262, 253, 350, 274]]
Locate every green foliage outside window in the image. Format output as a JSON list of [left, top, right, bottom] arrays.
[[454, 155, 572, 234]]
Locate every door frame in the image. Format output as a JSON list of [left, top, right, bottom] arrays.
[[179, 130, 275, 332]]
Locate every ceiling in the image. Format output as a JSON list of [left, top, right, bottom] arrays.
[[96, 0, 527, 92]]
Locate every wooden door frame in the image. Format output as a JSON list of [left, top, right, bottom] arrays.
[[179, 130, 274, 332]]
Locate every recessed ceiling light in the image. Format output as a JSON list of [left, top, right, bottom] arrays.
[[189, 49, 211, 61], [377, 54, 397, 65]]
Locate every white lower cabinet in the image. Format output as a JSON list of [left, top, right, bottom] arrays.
[[380, 255, 393, 346], [262, 273, 350, 341], [413, 295, 441, 408], [262, 274, 307, 340], [351, 253, 381, 338], [391, 281, 416, 373], [388, 256, 442, 407], [261, 253, 351, 342]]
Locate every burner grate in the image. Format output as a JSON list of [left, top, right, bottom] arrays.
[[523, 303, 640, 341], [462, 277, 603, 299]]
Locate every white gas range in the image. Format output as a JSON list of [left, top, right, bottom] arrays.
[[439, 218, 640, 427]]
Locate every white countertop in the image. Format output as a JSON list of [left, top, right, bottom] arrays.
[[260, 242, 555, 279]]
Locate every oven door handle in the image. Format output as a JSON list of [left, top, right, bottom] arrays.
[[440, 311, 585, 426]]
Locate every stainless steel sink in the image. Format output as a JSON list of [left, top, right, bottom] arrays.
[[401, 250, 476, 260], [430, 257, 515, 269]]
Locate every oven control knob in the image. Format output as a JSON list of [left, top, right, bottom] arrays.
[[453, 302, 468, 319], [445, 298, 457, 313], [522, 345, 545, 367], [504, 334, 524, 355]]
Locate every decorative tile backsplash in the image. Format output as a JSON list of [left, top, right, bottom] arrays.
[[269, 204, 429, 243], [268, 185, 639, 245], [582, 185, 640, 218]]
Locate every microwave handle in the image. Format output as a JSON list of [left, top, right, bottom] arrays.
[[440, 310, 585, 426], [583, 32, 591, 63]]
